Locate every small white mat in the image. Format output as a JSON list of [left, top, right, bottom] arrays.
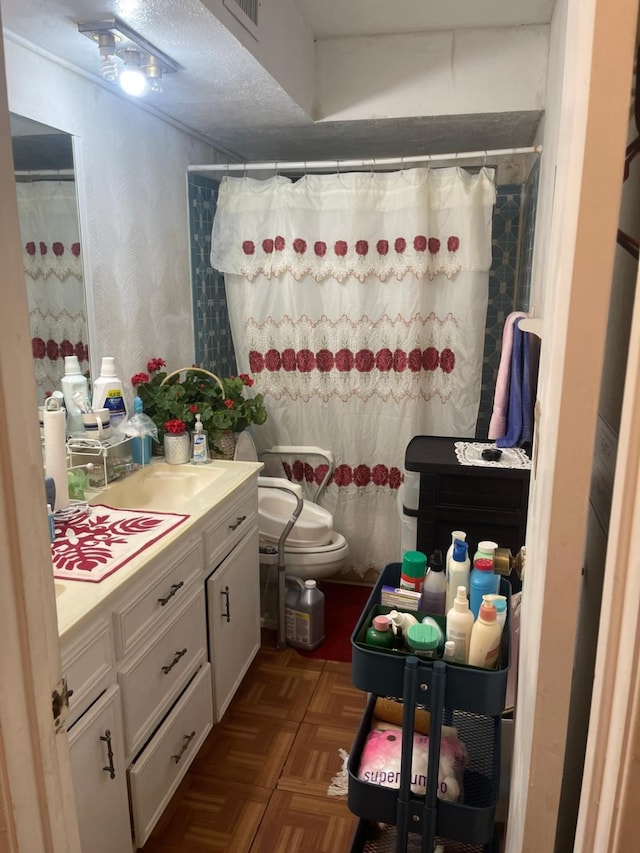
[[454, 441, 531, 469]]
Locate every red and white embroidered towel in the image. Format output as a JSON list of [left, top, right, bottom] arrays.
[[51, 504, 189, 583]]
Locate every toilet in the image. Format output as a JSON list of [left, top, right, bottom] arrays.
[[234, 432, 349, 579]]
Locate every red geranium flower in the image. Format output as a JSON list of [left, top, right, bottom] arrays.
[[440, 348, 456, 374], [224, 400, 235, 409], [428, 237, 441, 255], [26, 241, 36, 256], [355, 240, 369, 256], [147, 357, 166, 373], [189, 404, 199, 414], [394, 237, 406, 254], [239, 373, 254, 386], [242, 240, 255, 255], [165, 419, 187, 435], [274, 235, 286, 251], [414, 235, 427, 252], [334, 240, 348, 257], [131, 372, 150, 386], [293, 238, 307, 254], [249, 350, 265, 373], [447, 235, 460, 253], [262, 238, 274, 254], [314, 241, 327, 257], [377, 239, 389, 256]]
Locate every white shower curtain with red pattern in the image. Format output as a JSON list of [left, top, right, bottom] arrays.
[[210, 167, 495, 577]]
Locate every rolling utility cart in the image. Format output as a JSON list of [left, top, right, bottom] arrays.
[[348, 564, 510, 853]]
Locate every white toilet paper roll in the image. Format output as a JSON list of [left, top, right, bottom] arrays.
[[43, 402, 69, 511]]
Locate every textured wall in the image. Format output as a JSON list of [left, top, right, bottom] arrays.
[[6, 36, 221, 403]]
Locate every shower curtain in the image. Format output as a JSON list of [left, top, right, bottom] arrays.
[[15, 181, 88, 403], [211, 167, 496, 576]]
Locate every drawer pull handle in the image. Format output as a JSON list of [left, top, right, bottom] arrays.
[[161, 648, 188, 675], [171, 730, 196, 764], [228, 515, 246, 531], [221, 585, 231, 622], [100, 729, 116, 779], [158, 581, 184, 606]]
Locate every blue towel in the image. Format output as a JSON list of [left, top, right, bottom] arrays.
[[496, 318, 531, 448]]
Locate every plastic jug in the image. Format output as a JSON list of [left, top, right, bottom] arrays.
[[285, 577, 325, 650]]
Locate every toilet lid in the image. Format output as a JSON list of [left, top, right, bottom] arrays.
[[234, 431, 259, 462]]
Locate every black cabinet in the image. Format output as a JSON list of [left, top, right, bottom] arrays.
[[403, 437, 530, 587]]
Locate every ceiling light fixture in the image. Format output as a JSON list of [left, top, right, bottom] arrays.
[[78, 17, 178, 97]]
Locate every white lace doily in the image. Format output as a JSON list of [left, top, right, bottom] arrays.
[[454, 441, 531, 469]]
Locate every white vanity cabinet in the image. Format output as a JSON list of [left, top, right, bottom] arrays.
[[204, 479, 261, 721], [67, 685, 132, 853], [58, 463, 261, 852]]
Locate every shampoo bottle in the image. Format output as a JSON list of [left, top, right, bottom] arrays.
[[92, 357, 127, 429], [468, 601, 502, 669], [446, 539, 470, 613], [60, 355, 89, 435], [446, 585, 475, 664], [191, 414, 210, 464], [419, 549, 446, 615]]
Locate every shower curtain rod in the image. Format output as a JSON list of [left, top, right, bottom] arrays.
[[14, 168, 74, 180], [189, 145, 542, 174]]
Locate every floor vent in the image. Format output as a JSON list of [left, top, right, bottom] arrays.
[[223, 0, 259, 39]]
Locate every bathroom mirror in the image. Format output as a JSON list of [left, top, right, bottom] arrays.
[[10, 113, 89, 405]]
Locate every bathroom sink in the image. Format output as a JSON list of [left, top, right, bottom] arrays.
[[89, 462, 227, 512]]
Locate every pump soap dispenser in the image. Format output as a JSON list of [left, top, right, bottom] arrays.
[[191, 414, 210, 464]]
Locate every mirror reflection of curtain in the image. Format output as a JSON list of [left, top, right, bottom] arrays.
[[211, 168, 495, 575], [15, 181, 88, 403]]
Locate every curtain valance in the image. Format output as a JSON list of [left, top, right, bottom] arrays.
[[210, 167, 496, 283]]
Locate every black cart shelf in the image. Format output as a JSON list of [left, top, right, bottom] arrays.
[[348, 564, 510, 853]]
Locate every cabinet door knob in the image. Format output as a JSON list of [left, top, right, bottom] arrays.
[[158, 580, 184, 606], [171, 730, 196, 764], [161, 648, 188, 675], [100, 729, 116, 779], [221, 585, 231, 622], [228, 515, 246, 531]]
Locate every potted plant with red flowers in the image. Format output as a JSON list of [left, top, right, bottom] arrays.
[[162, 418, 190, 465], [131, 358, 267, 458]]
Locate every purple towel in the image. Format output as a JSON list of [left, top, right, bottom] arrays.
[[488, 311, 529, 440]]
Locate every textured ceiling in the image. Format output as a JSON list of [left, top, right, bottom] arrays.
[[1, 0, 552, 161]]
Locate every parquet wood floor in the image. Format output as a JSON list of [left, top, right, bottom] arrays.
[[140, 632, 362, 852]]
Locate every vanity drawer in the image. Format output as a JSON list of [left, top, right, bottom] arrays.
[[61, 620, 113, 728], [128, 662, 213, 848], [118, 588, 207, 758], [112, 533, 204, 660], [204, 482, 257, 570]]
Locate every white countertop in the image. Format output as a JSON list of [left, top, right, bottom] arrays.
[[54, 458, 263, 641]]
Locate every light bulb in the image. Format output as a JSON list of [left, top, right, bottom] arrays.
[[120, 66, 147, 96], [100, 54, 119, 82], [142, 56, 163, 94]]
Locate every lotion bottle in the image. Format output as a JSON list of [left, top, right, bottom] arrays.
[[445, 530, 467, 570], [468, 601, 502, 669], [446, 539, 470, 613], [191, 414, 209, 464], [446, 585, 474, 664], [92, 356, 127, 429]]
